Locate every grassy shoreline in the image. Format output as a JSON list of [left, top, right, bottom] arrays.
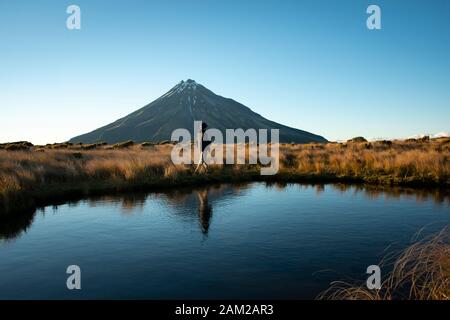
[[1, 139, 449, 216]]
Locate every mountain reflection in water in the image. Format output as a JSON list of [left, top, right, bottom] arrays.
[[1, 183, 449, 243]]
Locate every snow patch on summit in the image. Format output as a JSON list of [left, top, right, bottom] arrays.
[[176, 80, 198, 93], [158, 80, 200, 100]]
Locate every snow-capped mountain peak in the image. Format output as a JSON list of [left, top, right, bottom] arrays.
[[70, 79, 327, 144]]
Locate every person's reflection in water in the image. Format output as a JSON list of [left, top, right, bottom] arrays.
[[196, 189, 212, 235]]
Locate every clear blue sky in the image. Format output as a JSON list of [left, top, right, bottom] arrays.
[[1, 0, 449, 144]]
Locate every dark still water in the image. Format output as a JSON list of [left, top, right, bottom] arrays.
[[0, 183, 449, 299]]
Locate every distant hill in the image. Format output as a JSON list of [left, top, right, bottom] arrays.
[[69, 79, 327, 144]]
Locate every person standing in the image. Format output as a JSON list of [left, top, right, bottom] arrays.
[[195, 122, 211, 173]]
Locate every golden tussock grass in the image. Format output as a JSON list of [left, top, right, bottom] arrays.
[[279, 139, 449, 185], [317, 227, 450, 300], [0, 138, 448, 214]]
